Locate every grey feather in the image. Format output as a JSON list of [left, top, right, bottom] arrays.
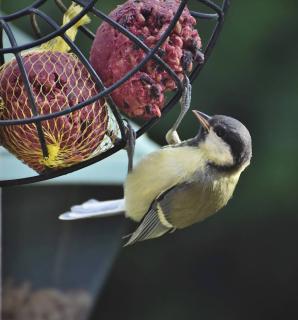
[[124, 182, 203, 246], [124, 202, 172, 246]]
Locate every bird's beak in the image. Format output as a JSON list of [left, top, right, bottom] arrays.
[[192, 110, 211, 131]]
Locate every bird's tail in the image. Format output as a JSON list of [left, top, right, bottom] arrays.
[[59, 199, 125, 220]]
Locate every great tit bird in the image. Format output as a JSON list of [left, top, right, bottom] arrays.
[[59, 111, 252, 246]]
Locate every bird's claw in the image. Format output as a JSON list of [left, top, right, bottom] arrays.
[[166, 129, 181, 145], [123, 120, 136, 172], [165, 75, 191, 145]]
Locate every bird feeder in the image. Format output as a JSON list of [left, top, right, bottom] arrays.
[[0, 0, 230, 319]]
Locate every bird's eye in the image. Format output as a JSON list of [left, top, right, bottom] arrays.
[[214, 126, 226, 138]]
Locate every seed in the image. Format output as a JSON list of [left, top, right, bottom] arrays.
[[181, 50, 193, 72], [150, 85, 160, 99], [145, 104, 152, 114], [174, 22, 182, 34], [123, 101, 130, 109], [140, 74, 154, 85], [141, 8, 152, 19], [157, 48, 165, 57], [137, 13, 145, 23], [195, 49, 205, 64]]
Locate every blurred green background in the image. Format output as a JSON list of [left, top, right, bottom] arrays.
[[1, 1, 298, 320]]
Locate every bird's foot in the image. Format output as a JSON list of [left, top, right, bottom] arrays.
[[166, 129, 181, 145], [165, 75, 191, 145], [123, 120, 136, 172]]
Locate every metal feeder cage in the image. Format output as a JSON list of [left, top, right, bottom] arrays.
[[0, 0, 230, 187], [1, 1, 230, 320]]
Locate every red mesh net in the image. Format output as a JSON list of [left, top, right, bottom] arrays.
[[0, 50, 110, 173]]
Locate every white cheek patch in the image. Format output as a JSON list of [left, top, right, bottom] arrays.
[[200, 129, 234, 166]]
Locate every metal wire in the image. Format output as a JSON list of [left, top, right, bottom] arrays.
[[0, 0, 230, 186]]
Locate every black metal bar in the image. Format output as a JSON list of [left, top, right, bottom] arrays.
[[190, 11, 218, 20], [30, 13, 43, 38], [29, 8, 127, 143], [74, 21, 95, 40], [197, 0, 223, 14], [0, 92, 108, 125], [30, 5, 185, 142], [54, 0, 68, 12], [55, 0, 96, 40], [136, 89, 182, 138], [0, 0, 231, 186], [0, 0, 47, 21], [0, 26, 4, 66], [0, 140, 125, 187], [43, 3, 183, 91], [87, 4, 184, 94], [0, 2, 185, 127], [190, 0, 229, 82], [1, 20, 49, 159], [0, 0, 97, 54]]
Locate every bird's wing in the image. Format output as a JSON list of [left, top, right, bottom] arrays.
[[124, 198, 175, 246], [157, 178, 216, 229], [124, 186, 180, 246]]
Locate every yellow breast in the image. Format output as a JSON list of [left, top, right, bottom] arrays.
[[124, 146, 204, 221]]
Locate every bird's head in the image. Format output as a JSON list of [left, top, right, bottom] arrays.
[[192, 110, 252, 171]]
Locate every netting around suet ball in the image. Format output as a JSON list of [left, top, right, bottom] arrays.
[[0, 51, 110, 173], [0, 4, 115, 173]]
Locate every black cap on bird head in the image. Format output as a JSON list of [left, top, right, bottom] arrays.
[[192, 110, 252, 171]]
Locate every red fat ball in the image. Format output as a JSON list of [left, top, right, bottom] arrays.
[[90, 0, 203, 120], [0, 51, 108, 173]]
